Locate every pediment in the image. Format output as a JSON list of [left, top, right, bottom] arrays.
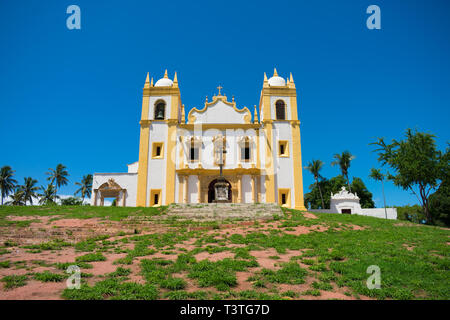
[[188, 95, 251, 124]]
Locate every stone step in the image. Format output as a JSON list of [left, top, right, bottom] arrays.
[[164, 203, 283, 220]]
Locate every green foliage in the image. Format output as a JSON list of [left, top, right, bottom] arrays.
[[46, 164, 69, 199], [429, 177, 450, 227], [260, 262, 307, 284], [0, 260, 11, 268], [55, 261, 93, 270], [62, 278, 159, 300], [75, 253, 106, 262], [61, 197, 84, 206], [396, 205, 426, 224], [331, 151, 354, 191], [0, 166, 17, 205], [33, 271, 65, 282], [188, 258, 257, 291], [1, 275, 27, 289], [38, 184, 58, 205], [22, 239, 71, 251], [74, 174, 93, 200], [20, 177, 39, 206], [371, 129, 449, 224], [305, 175, 374, 209]]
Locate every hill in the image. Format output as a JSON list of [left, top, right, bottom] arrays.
[[0, 205, 448, 300]]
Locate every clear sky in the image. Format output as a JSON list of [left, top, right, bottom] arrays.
[[1, 0, 449, 207]]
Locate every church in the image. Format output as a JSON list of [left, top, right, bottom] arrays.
[[90, 69, 307, 210]]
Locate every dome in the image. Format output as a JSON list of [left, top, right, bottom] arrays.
[[154, 78, 173, 87], [268, 76, 286, 87]]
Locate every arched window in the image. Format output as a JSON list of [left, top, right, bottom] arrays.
[[154, 101, 166, 120], [275, 100, 286, 120]]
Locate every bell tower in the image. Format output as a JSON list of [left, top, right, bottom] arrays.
[[259, 69, 306, 210], [136, 70, 182, 206]]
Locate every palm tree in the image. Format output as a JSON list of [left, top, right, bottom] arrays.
[[305, 159, 326, 209], [369, 168, 388, 219], [21, 177, 39, 206], [331, 151, 354, 192], [5, 187, 25, 206], [74, 174, 93, 202], [46, 164, 69, 200], [0, 166, 17, 205], [38, 184, 58, 205]]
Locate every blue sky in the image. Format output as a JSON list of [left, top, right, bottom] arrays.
[[1, 0, 449, 207]]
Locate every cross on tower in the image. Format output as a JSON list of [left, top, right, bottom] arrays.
[[217, 85, 223, 96]]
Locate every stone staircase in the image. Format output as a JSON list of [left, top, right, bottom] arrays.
[[165, 203, 283, 220]]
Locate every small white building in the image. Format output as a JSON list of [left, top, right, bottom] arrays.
[[310, 187, 397, 219]]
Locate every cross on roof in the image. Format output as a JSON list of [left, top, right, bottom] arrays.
[[217, 85, 223, 95]]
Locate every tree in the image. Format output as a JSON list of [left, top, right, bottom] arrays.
[[331, 151, 354, 192], [21, 177, 39, 206], [0, 166, 17, 205], [60, 197, 84, 206], [428, 175, 450, 227], [369, 168, 388, 219], [304, 175, 374, 209], [5, 187, 25, 206], [351, 177, 375, 208], [46, 164, 69, 200], [38, 184, 58, 205], [305, 160, 325, 209], [371, 129, 448, 224], [74, 174, 93, 202]]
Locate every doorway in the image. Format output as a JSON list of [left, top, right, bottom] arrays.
[[207, 179, 232, 203]]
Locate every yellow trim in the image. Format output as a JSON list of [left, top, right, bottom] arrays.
[[136, 90, 151, 206], [187, 95, 252, 124], [151, 142, 164, 159], [278, 188, 291, 207], [165, 122, 177, 205], [150, 189, 162, 206], [289, 95, 298, 121], [179, 123, 259, 130], [278, 140, 289, 157], [176, 168, 261, 175], [291, 120, 306, 210]]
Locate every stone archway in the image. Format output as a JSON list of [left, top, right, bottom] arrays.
[[207, 178, 232, 203], [93, 178, 127, 207]]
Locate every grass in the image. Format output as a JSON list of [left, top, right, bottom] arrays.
[[0, 260, 10, 268], [62, 278, 159, 300], [1, 275, 28, 289], [75, 253, 107, 262], [0, 205, 449, 300], [0, 205, 167, 222], [33, 271, 65, 282]]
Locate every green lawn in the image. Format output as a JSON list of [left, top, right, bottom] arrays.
[[0, 205, 448, 300]]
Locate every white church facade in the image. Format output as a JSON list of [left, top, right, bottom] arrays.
[[91, 69, 307, 210]]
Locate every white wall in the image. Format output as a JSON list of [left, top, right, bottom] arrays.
[[188, 175, 199, 203], [191, 99, 249, 124], [309, 207, 397, 220], [272, 122, 295, 207], [361, 208, 397, 219], [91, 173, 138, 207], [127, 162, 138, 173], [146, 121, 169, 205]]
